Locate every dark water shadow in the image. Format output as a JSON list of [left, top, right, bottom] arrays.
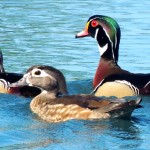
[[67, 79, 93, 94]]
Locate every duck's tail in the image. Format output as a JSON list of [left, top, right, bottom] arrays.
[[107, 98, 142, 118], [95, 98, 142, 119]]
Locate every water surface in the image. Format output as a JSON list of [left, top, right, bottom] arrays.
[[0, 0, 150, 149]]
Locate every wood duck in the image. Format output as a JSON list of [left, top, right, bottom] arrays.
[[11, 65, 141, 122], [0, 50, 41, 97], [76, 15, 150, 98]]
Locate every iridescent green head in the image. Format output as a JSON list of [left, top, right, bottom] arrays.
[[76, 15, 121, 62]]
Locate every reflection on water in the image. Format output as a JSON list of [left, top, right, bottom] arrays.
[[0, 0, 150, 149], [108, 119, 141, 149]]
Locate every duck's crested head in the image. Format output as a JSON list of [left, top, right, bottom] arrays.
[[86, 15, 120, 38], [11, 65, 68, 95], [76, 15, 121, 62]]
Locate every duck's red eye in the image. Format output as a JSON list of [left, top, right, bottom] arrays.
[[91, 20, 98, 27]]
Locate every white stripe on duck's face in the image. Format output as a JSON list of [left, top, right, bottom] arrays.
[[24, 68, 57, 89], [31, 68, 55, 80]]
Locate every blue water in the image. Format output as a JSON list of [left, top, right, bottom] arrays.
[[0, 0, 150, 149]]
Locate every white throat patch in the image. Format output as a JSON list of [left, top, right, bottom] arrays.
[[95, 28, 108, 56], [98, 43, 108, 56]]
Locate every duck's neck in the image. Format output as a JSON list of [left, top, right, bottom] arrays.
[[93, 57, 121, 88], [30, 90, 57, 109], [0, 51, 4, 73]]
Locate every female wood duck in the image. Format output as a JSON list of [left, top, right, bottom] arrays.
[[76, 15, 150, 98], [11, 65, 141, 122], [0, 50, 41, 97]]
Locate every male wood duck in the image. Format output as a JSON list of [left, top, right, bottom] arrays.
[[0, 50, 41, 97], [11, 65, 141, 122], [76, 15, 150, 98]]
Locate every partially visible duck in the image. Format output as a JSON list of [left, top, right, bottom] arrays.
[[0, 50, 41, 97], [11, 65, 141, 122], [76, 15, 150, 98]]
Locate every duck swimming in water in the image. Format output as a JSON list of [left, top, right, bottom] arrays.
[[11, 65, 141, 122], [76, 15, 150, 98], [0, 50, 41, 97]]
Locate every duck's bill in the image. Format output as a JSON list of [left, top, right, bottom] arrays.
[[75, 29, 89, 38], [10, 76, 28, 88]]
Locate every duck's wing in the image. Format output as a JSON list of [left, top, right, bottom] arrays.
[[105, 73, 150, 88], [93, 73, 150, 95], [53, 95, 142, 119], [82, 95, 142, 118], [55, 95, 141, 110]]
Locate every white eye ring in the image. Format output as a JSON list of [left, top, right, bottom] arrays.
[[32, 69, 42, 77], [31, 69, 56, 81]]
